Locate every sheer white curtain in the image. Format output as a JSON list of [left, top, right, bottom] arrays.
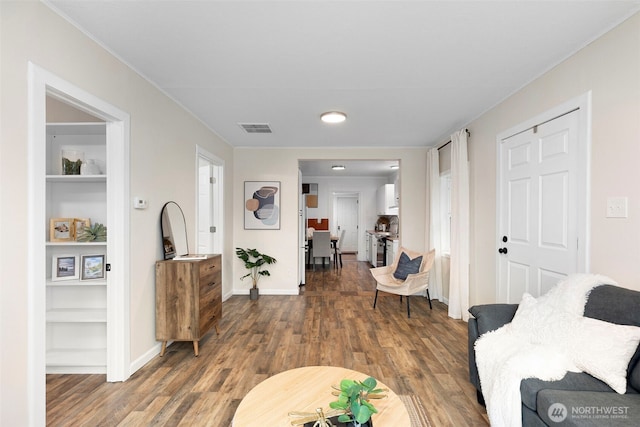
[[449, 129, 470, 321], [426, 148, 443, 301]]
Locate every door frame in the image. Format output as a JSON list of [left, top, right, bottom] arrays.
[[495, 92, 591, 302], [28, 63, 131, 424]]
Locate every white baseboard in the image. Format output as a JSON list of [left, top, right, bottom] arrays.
[[129, 342, 165, 374], [233, 288, 299, 296]]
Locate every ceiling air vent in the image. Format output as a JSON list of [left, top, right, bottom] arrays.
[[238, 123, 272, 134]]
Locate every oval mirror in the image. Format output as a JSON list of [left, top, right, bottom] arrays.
[[160, 201, 188, 259]]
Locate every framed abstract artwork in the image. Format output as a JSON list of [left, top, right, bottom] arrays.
[[244, 181, 280, 230]]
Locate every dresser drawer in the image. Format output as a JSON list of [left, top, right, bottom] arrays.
[[199, 271, 221, 299], [199, 257, 221, 278], [199, 296, 218, 335]]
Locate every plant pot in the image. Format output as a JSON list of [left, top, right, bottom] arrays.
[[249, 288, 259, 300], [303, 417, 372, 427]]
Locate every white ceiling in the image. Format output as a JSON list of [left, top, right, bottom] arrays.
[[48, 0, 639, 154], [299, 159, 399, 177]]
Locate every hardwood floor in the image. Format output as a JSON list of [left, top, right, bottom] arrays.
[[47, 255, 489, 426]]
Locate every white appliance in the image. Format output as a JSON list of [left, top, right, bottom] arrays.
[[298, 170, 307, 286]]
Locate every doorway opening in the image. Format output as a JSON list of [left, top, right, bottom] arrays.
[[28, 63, 131, 425], [298, 158, 400, 282]]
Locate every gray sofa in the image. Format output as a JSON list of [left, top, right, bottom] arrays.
[[468, 284, 640, 426]]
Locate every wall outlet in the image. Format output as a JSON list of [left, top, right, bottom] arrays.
[[606, 197, 628, 218]]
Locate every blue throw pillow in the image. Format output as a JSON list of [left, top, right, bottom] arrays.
[[393, 252, 423, 280]]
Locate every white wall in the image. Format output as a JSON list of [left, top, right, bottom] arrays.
[[233, 147, 428, 295], [468, 12, 640, 305], [0, 3, 234, 424]]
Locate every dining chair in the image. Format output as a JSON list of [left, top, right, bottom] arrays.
[[311, 230, 332, 270], [333, 229, 346, 268]]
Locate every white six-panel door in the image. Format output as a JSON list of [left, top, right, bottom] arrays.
[[498, 109, 582, 303]]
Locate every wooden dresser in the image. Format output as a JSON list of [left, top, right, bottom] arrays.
[[155, 254, 221, 356]]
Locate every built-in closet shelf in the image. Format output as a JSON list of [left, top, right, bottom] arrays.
[[46, 279, 107, 287], [46, 241, 107, 247], [46, 174, 106, 183], [45, 119, 110, 376], [46, 349, 107, 367], [46, 308, 107, 323]]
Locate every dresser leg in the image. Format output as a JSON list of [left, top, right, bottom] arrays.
[[214, 323, 220, 335], [160, 341, 167, 356], [193, 340, 199, 357]]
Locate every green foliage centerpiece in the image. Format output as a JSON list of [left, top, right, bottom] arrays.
[[329, 377, 384, 426], [235, 247, 277, 300]]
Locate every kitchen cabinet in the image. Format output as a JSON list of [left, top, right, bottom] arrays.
[[366, 232, 375, 266], [370, 233, 379, 267], [386, 239, 399, 266], [393, 174, 400, 208], [365, 233, 371, 264], [377, 184, 398, 215], [155, 254, 222, 356]]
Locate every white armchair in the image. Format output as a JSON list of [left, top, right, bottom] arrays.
[[370, 247, 435, 318]]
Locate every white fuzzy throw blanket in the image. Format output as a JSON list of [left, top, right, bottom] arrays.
[[475, 274, 616, 427]]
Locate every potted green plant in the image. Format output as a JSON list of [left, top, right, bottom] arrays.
[[329, 377, 384, 427], [235, 248, 277, 300], [76, 222, 107, 242]]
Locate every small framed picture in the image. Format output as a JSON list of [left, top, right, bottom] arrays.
[[74, 218, 91, 241], [81, 254, 105, 280], [52, 255, 79, 281], [50, 218, 74, 242]]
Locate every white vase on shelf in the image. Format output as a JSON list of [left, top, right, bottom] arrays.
[[80, 159, 100, 175]]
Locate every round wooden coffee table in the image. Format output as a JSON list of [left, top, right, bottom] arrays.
[[233, 366, 410, 426]]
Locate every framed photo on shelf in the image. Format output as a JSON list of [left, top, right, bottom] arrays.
[[50, 218, 74, 242], [51, 254, 79, 281], [74, 218, 91, 241], [244, 181, 281, 230], [81, 254, 105, 280]]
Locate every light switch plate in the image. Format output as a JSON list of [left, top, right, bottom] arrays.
[[606, 197, 628, 218]]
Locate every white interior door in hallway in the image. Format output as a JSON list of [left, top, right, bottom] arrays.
[[197, 147, 223, 255], [497, 100, 589, 304], [334, 194, 359, 252]]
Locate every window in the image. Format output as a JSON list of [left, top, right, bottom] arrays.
[[440, 172, 452, 255]]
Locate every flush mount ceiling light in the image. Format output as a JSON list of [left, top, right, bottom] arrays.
[[331, 165, 346, 170], [320, 111, 347, 123]]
